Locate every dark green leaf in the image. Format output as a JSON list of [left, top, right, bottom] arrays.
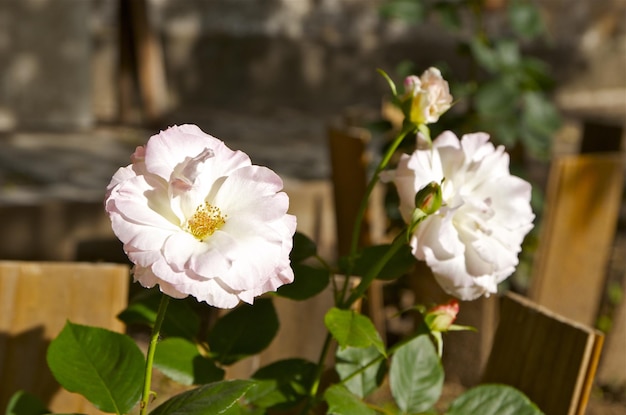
[[248, 359, 317, 409], [117, 289, 200, 340], [389, 334, 443, 413], [149, 380, 253, 415], [46, 321, 144, 414], [5, 391, 49, 415], [276, 264, 330, 300], [324, 384, 376, 415], [520, 91, 560, 158], [475, 78, 519, 117], [324, 308, 386, 356], [154, 337, 224, 385], [340, 244, 416, 281], [335, 346, 386, 398], [290, 232, 317, 263], [447, 384, 544, 415], [209, 298, 279, 365], [470, 38, 499, 73], [508, 1, 544, 40], [434, 2, 462, 30]]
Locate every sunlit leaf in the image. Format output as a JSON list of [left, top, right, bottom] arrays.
[[47, 322, 144, 414], [447, 384, 544, 415], [149, 380, 253, 415], [336, 345, 386, 398], [324, 308, 386, 356], [154, 337, 224, 385], [389, 334, 443, 413], [324, 384, 376, 415]]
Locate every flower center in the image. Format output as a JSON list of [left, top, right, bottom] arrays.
[[186, 202, 226, 241]]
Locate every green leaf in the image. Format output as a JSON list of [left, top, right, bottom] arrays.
[[248, 359, 317, 409], [154, 337, 225, 385], [389, 334, 443, 413], [324, 384, 376, 415], [470, 38, 499, 73], [118, 288, 200, 340], [335, 346, 386, 398], [380, 0, 426, 22], [340, 244, 416, 281], [447, 384, 544, 415], [46, 321, 144, 414], [290, 232, 317, 263], [508, 1, 544, 40], [149, 380, 253, 415], [276, 263, 330, 300], [5, 391, 49, 415], [324, 308, 386, 356], [209, 298, 279, 365]]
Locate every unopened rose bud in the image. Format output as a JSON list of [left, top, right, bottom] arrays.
[[414, 181, 442, 215], [401, 67, 452, 125], [425, 299, 459, 332]]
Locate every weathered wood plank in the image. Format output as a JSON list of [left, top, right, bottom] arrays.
[[0, 261, 129, 415], [529, 153, 625, 325], [482, 292, 604, 415]]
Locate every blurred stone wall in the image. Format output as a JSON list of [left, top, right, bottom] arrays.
[[1, 0, 624, 128], [0, 0, 92, 131]]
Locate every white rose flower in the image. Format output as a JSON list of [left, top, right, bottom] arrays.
[[389, 131, 534, 300], [105, 124, 296, 309]]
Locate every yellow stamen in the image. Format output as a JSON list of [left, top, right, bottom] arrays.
[[186, 202, 226, 241]]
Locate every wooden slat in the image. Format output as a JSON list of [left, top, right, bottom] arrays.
[[327, 121, 387, 339], [0, 261, 130, 415], [529, 153, 625, 325], [327, 122, 372, 257], [482, 292, 604, 415]]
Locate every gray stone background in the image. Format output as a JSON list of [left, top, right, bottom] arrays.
[[0, 0, 624, 184]]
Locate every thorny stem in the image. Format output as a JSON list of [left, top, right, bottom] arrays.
[[140, 294, 170, 415]]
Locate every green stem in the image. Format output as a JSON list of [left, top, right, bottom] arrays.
[[140, 294, 170, 415], [299, 332, 333, 415], [343, 232, 406, 309], [338, 123, 416, 304]]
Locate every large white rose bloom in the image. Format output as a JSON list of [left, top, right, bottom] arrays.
[[390, 131, 534, 300], [105, 124, 297, 308]]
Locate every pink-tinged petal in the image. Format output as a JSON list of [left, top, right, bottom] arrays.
[[105, 124, 296, 308], [390, 129, 534, 301]]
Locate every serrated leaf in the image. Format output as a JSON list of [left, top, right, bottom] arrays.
[[324, 308, 386, 356], [324, 384, 376, 415], [248, 359, 317, 409], [46, 321, 144, 414], [340, 244, 415, 281], [389, 334, 443, 413], [117, 289, 200, 340], [290, 232, 317, 263], [209, 298, 279, 365], [154, 337, 224, 385], [5, 390, 49, 415], [447, 384, 544, 415], [276, 264, 330, 300], [149, 380, 253, 415], [336, 346, 386, 398]]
